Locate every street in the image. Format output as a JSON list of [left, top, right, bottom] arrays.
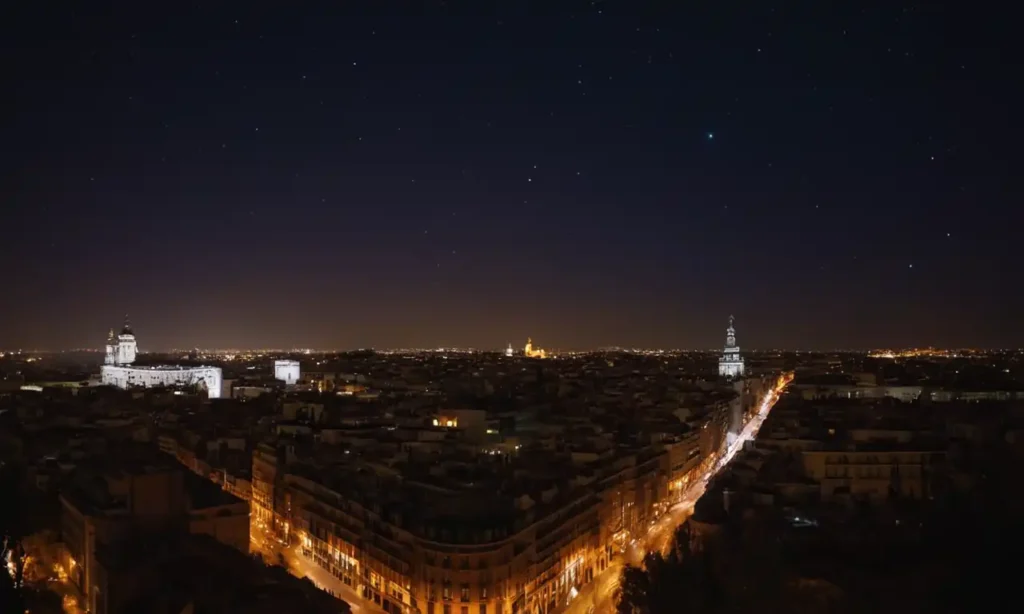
[[564, 373, 791, 614]]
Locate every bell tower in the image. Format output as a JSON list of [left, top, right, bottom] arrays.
[[104, 329, 117, 365], [718, 315, 745, 378]]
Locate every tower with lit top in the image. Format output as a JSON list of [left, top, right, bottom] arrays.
[[104, 329, 117, 365], [718, 315, 745, 378], [115, 315, 137, 365]]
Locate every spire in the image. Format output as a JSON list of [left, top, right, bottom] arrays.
[[121, 314, 133, 335], [107, 328, 115, 342], [719, 314, 744, 378]]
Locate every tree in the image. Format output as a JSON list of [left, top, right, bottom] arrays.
[[615, 523, 723, 614], [0, 462, 27, 613], [615, 563, 651, 614]]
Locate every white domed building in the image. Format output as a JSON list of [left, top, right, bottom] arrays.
[[100, 316, 223, 398]]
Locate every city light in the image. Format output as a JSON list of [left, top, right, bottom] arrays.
[[565, 371, 793, 613]]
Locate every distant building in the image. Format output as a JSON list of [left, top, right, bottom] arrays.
[[505, 343, 514, 357], [99, 316, 223, 398], [524, 337, 547, 359], [718, 315, 745, 378], [274, 359, 301, 385]]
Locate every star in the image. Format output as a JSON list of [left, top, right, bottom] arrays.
[[706, 132, 715, 140]]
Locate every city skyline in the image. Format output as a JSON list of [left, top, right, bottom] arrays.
[[4, 5, 1019, 350], [2, 325, 1016, 355]]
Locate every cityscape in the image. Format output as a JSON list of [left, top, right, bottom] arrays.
[[3, 3, 1020, 614], [3, 317, 1024, 613]]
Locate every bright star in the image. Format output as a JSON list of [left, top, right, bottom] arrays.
[[707, 132, 714, 140]]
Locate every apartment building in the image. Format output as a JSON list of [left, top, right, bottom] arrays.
[[261, 444, 671, 614], [801, 445, 944, 501], [59, 459, 248, 613]]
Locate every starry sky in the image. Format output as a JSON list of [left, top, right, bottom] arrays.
[[2, 2, 1019, 351]]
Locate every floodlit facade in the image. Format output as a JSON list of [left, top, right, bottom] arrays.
[[251, 430, 717, 614], [98, 317, 223, 398], [101, 365, 223, 398], [718, 315, 745, 379], [274, 359, 301, 384], [104, 316, 138, 366]]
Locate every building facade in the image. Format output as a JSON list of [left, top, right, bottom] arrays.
[[59, 464, 249, 614], [718, 315, 745, 379], [253, 434, 718, 614], [99, 317, 224, 398], [274, 360, 301, 385], [280, 461, 657, 614]]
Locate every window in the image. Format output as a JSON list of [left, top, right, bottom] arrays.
[[460, 584, 470, 601], [461, 608, 469, 614], [481, 586, 488, 600], [479, 605, 488, 614], [443, 583, 451, 601]]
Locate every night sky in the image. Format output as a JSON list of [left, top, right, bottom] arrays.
[[2, 2, 1019, 351]]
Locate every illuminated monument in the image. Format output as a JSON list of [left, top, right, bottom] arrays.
[[104, 318, 137, 366], [718, 315, 745, 378], [100, 316, 223, 398], [274, 359, 301, 385], [524, 337, 547, 359]]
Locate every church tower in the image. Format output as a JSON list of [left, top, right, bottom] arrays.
[[104, 329, 117, 365], [718, 315, 745, 378], [115, 315, 138, 365]]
